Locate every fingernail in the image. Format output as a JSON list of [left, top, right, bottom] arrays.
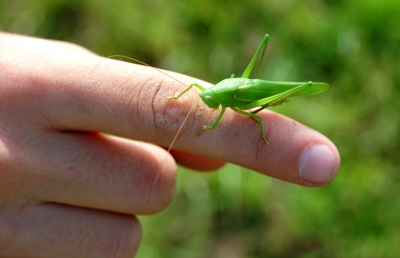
[[299, 144, 338, 186]]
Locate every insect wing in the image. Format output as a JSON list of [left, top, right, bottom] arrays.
[[289, 82, 329, 97]]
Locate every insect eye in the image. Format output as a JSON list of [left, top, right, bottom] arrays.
[[206, 96, 211, 100]]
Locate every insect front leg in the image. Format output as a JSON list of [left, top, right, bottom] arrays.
[[230, 107, 269, 145], [166, 83, 207, 100], [196, 107, 226, 137]]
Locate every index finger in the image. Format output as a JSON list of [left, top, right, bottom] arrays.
[[6, 36, 339, 186]]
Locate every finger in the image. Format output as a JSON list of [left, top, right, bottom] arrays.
[[4, 132, 176, 215], [2, 34, 339, 185], [2, 202, 140, 257]]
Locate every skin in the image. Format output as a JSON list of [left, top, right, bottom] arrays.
[[0, 32, 340, 257]]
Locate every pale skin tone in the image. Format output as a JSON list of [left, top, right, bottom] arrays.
[[0, 32, 340, 257]]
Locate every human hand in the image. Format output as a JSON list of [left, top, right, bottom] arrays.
[[0, 33, 339, 257]]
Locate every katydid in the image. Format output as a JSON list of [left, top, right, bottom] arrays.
[[167, 34, 329, 145]]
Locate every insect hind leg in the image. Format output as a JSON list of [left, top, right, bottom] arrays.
[[231, 107, 269, 145]]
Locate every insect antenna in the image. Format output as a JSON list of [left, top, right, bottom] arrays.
[[108, 55, 189, 87], [167, 98, 198, 152]]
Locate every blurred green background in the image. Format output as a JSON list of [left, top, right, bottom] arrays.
[[1, 0, 400, 257]]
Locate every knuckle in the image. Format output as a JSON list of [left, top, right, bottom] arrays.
[[107, 142, 177, 215], [109, 217, 141, 258], [140, 153, 177, 213], [128, 148, 176, 214], [144, 169, 176, 213], [129, 75, 199, 145]]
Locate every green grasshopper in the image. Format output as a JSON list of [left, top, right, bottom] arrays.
[[167, 34, 329, 145]]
